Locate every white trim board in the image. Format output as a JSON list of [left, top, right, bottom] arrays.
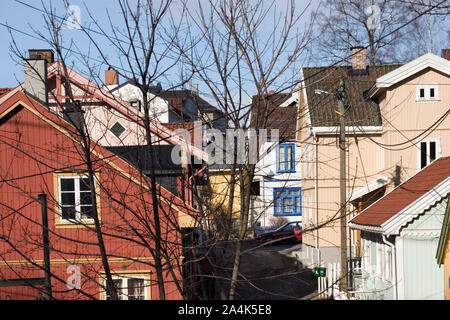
[[381, 176, 450, 235], [348, 176, 388, 202], [370, 53, 450, 98], [311, 126, 382, 136], [350, 176, 450, 235], [300, 68, 312, 131]]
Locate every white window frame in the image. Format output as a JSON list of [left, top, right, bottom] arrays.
[[363, 239, 371, 274], [376, 243, 383, 279], [384, 246, 392, 283], [416, 84, 439, 102], [417, 138, 441, 170], [58, 175, 95, 223], [104, 276, 147, 300], [129, 99, 142, 112], [109, 121, 126, 138]]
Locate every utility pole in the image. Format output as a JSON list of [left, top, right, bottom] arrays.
[[314, 81, 349, 292], [336, 80, 348, 292], [38, 193, 52, 300]]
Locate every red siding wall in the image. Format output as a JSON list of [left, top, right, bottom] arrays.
[[0, 94, 187, 300]]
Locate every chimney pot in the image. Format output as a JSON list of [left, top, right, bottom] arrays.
[[351, 46, 367, 70], [105, 69, 119, 86], [442, 49, 450, 61]]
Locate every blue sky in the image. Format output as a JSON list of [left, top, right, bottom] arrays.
[[0, 0, 316, 87], [0, 0, 126, 87], [1, 1, 447, 92]]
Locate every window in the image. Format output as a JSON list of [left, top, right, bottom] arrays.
[[277, 143, 295, 173], [129, 100, 141, 112], [274, 187, 301, 216], [110, 121, 126, 138], [362, 239, 371, 274], [250, 180, 260, 196], [58, 176, 95, 222], [376, 243, 383, 279], [418, 139, 441, 169], [384, 247, 392, 282], [105, 277, 146, 300], [416, 84, 439, 101]]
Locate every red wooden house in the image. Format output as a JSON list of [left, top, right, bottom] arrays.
[[0, 50, 208, 211], [0, 88, 198, 300]]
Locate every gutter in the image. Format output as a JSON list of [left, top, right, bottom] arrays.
[[311, 126, 382, 136], [348, 222, 384, 233]]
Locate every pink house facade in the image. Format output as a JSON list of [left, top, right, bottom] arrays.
[[298, 49, 450, 268]]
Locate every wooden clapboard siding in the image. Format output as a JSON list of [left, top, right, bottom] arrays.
[[0, 92, 194, 300]]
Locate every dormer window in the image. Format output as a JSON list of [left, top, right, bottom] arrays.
[[129, 100, 141, 112], [416, 84, 439, 102]]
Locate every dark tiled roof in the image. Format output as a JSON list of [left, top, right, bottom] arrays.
[[164, 122, 196, 145], [351, 156, 450, 227], [106, 145, 182, 174], [303, 65, 400, 127], [250, 92, 298, 140], [150, 88, 222, 114], [0, 88, 14, 98]]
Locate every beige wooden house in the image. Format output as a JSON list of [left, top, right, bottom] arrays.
[[298, 48, 450, 268]]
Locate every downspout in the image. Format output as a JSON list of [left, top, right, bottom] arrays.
[[313, 132, 320, 266], [382, 234, 398, 300]]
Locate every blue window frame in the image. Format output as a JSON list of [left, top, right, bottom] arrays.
[[277, 143, 295, 173], [273, 187, 301, 216]]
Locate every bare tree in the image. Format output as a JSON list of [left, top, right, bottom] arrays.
[[401, 0, 450, 55], [172, 0, 316, 300], [0, 0, 200, 300]]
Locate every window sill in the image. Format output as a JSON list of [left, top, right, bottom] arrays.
[[55, 219, 97, 229], [274, 213, 302, 217], [276, 170, 296, 174], [415, 99, 440, 103]]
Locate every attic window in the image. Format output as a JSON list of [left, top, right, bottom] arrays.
[[416, 84, 439, 102], [129, 100, 141, 112], [110, 121, 126, 138]]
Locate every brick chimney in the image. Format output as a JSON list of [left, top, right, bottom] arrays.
[[442, 49, 450, 61], [351, 46, 367, 70], [105, 68, 118, 86], [28, 49, 54, 64]]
